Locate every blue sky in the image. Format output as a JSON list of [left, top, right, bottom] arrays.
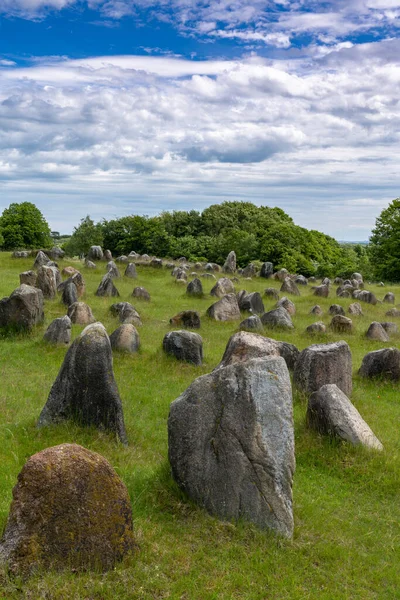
[[1, 1, 400, 239]]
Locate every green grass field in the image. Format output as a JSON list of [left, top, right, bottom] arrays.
[[0, 253, 399, 599]]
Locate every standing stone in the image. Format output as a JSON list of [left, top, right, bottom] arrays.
[[67, 302, 96, 325], [359, 348, 400, 380], [132, 287, 150, 302], [96, 274, 120, 297], [238, 292, 265, 314], [310, 305, 323, 316], [0, 285, 44, 330], [49, 247, 65, 260], [381, 322, 397, 336], [110, 324, 140, 353], [19, 270, 37, 286], [61, 280, 78, 307], [163, 331, 203, 365], [222, 251, 236, 274], [294, 341, 352, 396], [348, 302, 363, 315], [38, 323, 127, 443], [207, 294, 241, 321], [62, 266, 79, 277], [329, 304, 345, 316], [313, 285, 329, 298], [260, 262, 273, 278], [150, 258, 163, 268], [87, 246, 103, 261], [280, 277, 300, 296], [241, 263, 257, 278], [168, 357, 295, 537], [43, 316, 71, 345], [106, 261, 121, 279], [274, 268, 289, 282], [124, 263, 137, 278], [36, 265, 58, 299], [264, 287, 279, 300], [307, 385, 383, 450], [351, 272, 363, 282], [306, 322, 326, 335], [239, 315, 263, 331], [104, 249, 112, 261], [215, 332, 280, 370], [170, 311, 201, 329], [366, 322, 390, 342], [385, 308, 400, 318], [383, 292, 395, 304], [116, 255, 128, 263], [210, 277, 235, 298], [85, 259, 96, 269], [358, 290, 378, 305], [110, 302, 141, 326], [276, 296, 296, 315], [295, 275, 308, 285], [330, 315, 353, 334], [33, 250, 50, 269], [172, 267, 187, 280], [186, 278, 203, 297], [261, 307, 294, 330], [0, 444, 135, 575]]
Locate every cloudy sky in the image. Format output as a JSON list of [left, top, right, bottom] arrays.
[[1, 1, 399, 239]]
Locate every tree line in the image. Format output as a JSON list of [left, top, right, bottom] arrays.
[[3, 198, 400, 280]]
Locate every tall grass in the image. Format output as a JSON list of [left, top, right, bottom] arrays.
[[0, 253, 399, 599]]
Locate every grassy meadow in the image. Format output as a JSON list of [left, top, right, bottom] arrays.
[[0, 253, 400, 599]]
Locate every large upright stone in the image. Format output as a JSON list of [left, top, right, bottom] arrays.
[[186, 278, 203, 297], [132, 287, 150, 301], [210, 277, 235, 298], [261, 306, 294, 330], [61, 280, 78, 307], [33, 250, 50, 269], [238, 292, 265, 314], [307, 384, 383, 450], [313, 285, 329, 298], [43, 316, 71, 345], [38, 323, 127, 443], [106, 261, 121, 279], [280, 277, 300, 296], [163, 331, 203, 365], [0, 444, 135, 575], [260, 262, 273, 278], [19, 270, 37, 287], [124, 263, 137, 278], [358, 348, 400, 380], [36, 265, 58, 299], [96, 274, 120, 297], [216, 332, 298, 372], [168, 357, 295, 537], [293, 341, 352, 397], [222, 251, 236, 274], [366, 322, 389, 342], [88, 246, 103, 261], [110, 302, 141, 326], [67, 302, 96, 325], [206, 294, 240, 321], [110, 324, 140, 354], [0, 285, 44, 330]]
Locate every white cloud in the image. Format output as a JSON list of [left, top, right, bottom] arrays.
[[1, 40, 400, 238]]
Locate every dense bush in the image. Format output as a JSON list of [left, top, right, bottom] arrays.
[[61, 201, 370, 276], [369, 198, 400, 281], [0, 202, 52, 250]]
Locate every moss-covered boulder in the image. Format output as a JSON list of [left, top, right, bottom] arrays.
[[0, 444, 135, 575]]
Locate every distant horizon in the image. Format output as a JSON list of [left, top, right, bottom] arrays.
[[1, 1, 399, 240]]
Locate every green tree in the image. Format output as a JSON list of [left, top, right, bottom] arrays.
[[0, 202, 52, 250], [369, 198, 400, 281], [63, 216, 104, 257]]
